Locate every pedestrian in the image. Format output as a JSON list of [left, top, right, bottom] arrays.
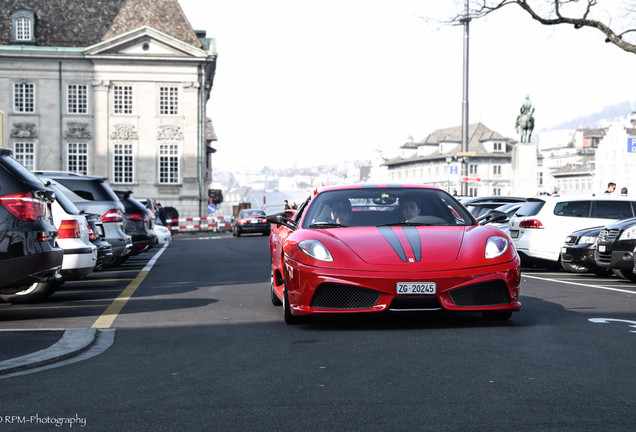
[[621, 187, 628, 194], [284, 200, 291, 210], [156, 203, 167, 225], [291, 201, 298, 209], [605, 182, 616, 194], [452, 189, 458, 196]]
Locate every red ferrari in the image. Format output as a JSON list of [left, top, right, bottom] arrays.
[[267, 184, 521, 324]]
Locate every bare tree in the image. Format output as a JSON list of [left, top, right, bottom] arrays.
[[449, 1, 636, 54]]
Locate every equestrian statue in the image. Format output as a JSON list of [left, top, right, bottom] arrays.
[[515, 95, 535, 143]]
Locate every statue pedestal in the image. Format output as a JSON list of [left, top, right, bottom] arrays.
[[511, 142, 538, 197]]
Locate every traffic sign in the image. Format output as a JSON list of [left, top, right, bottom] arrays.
[[207, 203, 216, 214], [461, 177, 481, 182], [628, 137, 636, 153]]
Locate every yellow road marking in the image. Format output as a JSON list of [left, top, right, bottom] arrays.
[[65, 279, 135, 284], [91, 270, 149, 329]]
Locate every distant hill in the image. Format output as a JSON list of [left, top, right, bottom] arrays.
[[543, 100, 636, 131]]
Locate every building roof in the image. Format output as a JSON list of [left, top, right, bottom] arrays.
[[385, 123, 515, 167], [0, 0, 201, 48]]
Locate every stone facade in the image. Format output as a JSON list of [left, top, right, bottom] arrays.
[[0, 0, 217, 219]]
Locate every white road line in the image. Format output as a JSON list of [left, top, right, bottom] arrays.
[[523, 274, 636, 295]]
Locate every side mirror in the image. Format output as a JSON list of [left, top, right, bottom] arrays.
[[266, 212, 298, 230], [477, 210, 507, 225]]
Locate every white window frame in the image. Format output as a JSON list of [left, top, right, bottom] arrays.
[[67, 84, 88, 114], [67, 142, 88, 175], [13, 83, 35, 113], [493, 165, 502, 176], [159, 86, 179, 116], [113, 143, 134, 183], [113, 85, 134, 115], [14, 142, 35, 171], [11, 10, 35, 43], [158, 143, 180, 184]]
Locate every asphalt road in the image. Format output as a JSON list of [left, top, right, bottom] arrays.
[[1, 232, 635, 431]]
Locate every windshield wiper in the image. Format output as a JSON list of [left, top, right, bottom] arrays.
[[309, 222, 349, 228], [377, 222, 425, 227]]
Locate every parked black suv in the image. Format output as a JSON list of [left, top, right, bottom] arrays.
[[114, 190, 157, 255], [560, 226, 611, 276], [0, 148, 63, 301], [35, 172, 132, 267], [595, 217, 636, 281]]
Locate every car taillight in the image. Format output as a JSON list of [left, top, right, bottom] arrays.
[[238, 218, 248, 225], [58, 219, 80, 239], [88, 225, 97, 241], [0, 192, 47, 221], [261, 218, 267, 223], [519, 219, 544, 229], [127, 212, 149, 221], [102, 209, 123, 223]]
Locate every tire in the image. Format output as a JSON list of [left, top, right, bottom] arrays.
[[271, 264, 282, 306], [561, 261, 589, 274], [283, 281, 302, 324], [0, 281, 54, 304], [615, 268, 636, 282], [481, 310, 513, 321]]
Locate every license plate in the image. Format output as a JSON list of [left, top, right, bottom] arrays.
[[510, 230, 519, 238], [561, 247, 566, 254], [598, 245, 606, 252], [396, 282, 436, 294]]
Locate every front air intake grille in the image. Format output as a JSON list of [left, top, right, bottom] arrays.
[[310, 284, 381, 309], [448, 280, 510, 307]]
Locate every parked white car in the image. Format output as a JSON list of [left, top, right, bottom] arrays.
[[509, 194, 636, 268], [154, 224, 171, 245], [42, 178, 98, 280]]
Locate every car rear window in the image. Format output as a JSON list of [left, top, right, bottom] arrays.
[[593, 201, 634, 219], [58, 179, 119, 202], [515, 200, 545, 217], [553, 201, 591, 217]]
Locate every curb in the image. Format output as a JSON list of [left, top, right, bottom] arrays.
[[0, 328, 98, 375]]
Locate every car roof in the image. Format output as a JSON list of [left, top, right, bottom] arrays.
[[314, 183, 443, 195], [33, 171, 107, 181]]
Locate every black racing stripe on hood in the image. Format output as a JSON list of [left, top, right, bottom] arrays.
[[377, 226, 407, 262], [403, 226, 421, 262]]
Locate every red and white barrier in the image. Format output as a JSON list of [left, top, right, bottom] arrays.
[[165, 216, 232, 233]]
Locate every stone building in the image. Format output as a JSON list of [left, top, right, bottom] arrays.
[[0, 0, 217, 218], [383, 123, 521, 196]]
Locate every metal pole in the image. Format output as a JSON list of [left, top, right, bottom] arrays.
[[461, 0, 470, 196]]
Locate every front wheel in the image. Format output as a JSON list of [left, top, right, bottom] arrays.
[[270, 264, 282, 306], [614, 268, 636, 282], [561, 261, 589, 274], [283, 282, 302, 324], [0, 281, 54, 304]]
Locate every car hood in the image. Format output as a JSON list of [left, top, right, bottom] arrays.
[[327, 226, 464, 265]]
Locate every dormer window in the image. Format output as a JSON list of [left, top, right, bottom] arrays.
[[11, 9, 35, 44]]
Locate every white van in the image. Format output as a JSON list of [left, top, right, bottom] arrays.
[[509, 194, 636, 267]]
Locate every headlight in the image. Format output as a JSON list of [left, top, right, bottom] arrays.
[[298, 239, 333, 261], [578, 235, 598, 245], [619, 226, 636, 241], [485, 236, 509, 259]]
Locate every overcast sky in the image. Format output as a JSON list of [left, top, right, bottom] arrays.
[[178, 0, 636, 172]]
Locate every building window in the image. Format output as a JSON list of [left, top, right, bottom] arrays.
[[113, 85, 134, 115], [493, 165, 502, 176], [159, 143, 180, 184], [537, 171, 543, 186], [159, 86, 179, 115], [113, 143, 134, 183], [14, 142, 35, 171], [493, 142, 503, 152], [469, 164, 478, 175], [469, 187, 478, 197], [67, 85, 88, 114], [68, 143, 88, 175], [13, 83, 35, 113], [11, 9, 35, 43]]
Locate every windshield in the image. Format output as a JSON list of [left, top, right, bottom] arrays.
[[302, 187, 475, 228]]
